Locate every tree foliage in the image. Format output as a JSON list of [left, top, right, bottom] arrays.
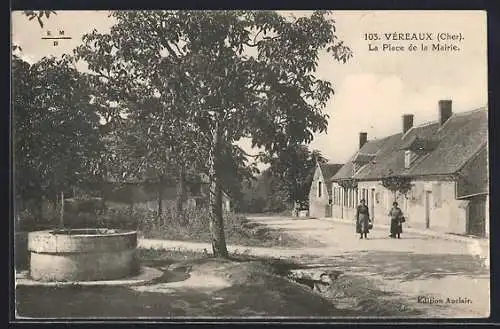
[[23, 10, 57, 28], [337, 178, 358, 190], [73, 10, 352, 257], [13, 55, 102, 211], [381, 175, 413, 199], [265, 145, 328, 209], [239, 146, 327, 213]]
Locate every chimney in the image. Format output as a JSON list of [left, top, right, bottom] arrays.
[[439, 100, 452, 126], [402, 114, 414, 134], [359, 132, 368, 149]]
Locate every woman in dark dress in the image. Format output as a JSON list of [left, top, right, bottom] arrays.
[[356, 199, 371, 239], [388, 201, 404, 238]]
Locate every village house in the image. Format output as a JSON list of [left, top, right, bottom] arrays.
[[103, 173, 232, 212], [308, 163, 343, 218], [329, 100, 488, 237]]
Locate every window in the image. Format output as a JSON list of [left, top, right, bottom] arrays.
[[318, 181, 322, 198], [405, 150, 413, 169]]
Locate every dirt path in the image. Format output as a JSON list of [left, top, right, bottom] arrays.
[[247, 216, 490, 318], [139, 216, 489, 318]]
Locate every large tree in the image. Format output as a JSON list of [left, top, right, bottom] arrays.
[[12, 55, 102, 218], [265, 145, 328, 210], [75, 10, 352, 257]]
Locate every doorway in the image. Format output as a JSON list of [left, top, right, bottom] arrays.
[[424, 191, 431, 229], [467, 195, 486, 237]]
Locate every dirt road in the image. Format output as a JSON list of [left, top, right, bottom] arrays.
[[246, 216, 490, 318]]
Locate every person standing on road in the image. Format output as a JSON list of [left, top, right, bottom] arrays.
[[356, 199, 371, 239], [388, 201, 405, 239]]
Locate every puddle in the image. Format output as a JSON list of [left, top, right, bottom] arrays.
[[285, 267, 425, 316]]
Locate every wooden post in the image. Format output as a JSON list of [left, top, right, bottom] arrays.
[[60, 191, 64, 228]]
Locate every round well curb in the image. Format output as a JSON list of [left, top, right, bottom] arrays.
[[15, 266, 163, 287]]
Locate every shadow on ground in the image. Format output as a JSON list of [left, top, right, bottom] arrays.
[[296, 250, 489, 281], [16, 250, 426, 319]]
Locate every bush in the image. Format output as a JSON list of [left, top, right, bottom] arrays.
[[15, 207, 59, 232], [15, 201, 310, 248], [139, 206, 239, 241]]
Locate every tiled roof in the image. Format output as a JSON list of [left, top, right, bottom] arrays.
[[319, 163, 343, 180], [398, 135, 438, 151], [332, 107, 487, 181], [319, 163, 343, 196], [333, 137, 390, 179], [353, 153, 376, 164]]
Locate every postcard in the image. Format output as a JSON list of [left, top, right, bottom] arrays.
[[11, 10, 489, 320]]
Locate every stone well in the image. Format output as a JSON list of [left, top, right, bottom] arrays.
[[28, 228, 138, 282]]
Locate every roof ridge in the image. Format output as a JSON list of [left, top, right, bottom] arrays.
[[369, 132, 400, 141], [452, 106, 488, 116], [401, 106, 488, 133], [410, 120, 438, 129]]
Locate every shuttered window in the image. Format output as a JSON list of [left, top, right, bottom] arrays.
[[433, 183, 442, 208]]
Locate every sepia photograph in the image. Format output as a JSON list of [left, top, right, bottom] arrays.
[[11, 10, 489, 320]]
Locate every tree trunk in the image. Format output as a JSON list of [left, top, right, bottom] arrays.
[[208, 118, 229, 258], [157, 174, 164, 218], [176, 167, 185, 213]]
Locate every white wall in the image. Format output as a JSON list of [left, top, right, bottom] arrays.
[[309, 165, 330, 218], [331, 179, 468, 235]]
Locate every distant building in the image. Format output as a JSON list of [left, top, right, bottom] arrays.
[[329, 100, 488, 237], [308, 163, 343, 218], [103, 172, 232, 212]]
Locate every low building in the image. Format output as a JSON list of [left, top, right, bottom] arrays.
[[103, 173, 232, 212], [330, 100, 488, 237], [308, 163, 343, 218]]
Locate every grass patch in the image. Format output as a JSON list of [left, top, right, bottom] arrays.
[[16, 204, 320, 249], [136, 207, 320, 248]]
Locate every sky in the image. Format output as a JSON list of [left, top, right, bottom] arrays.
[[11, 10, 488, 167]]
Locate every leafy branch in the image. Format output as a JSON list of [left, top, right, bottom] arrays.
[[381, 175, 412, 198], [337, 178, 358, 190], [23, 10, 57, 28]]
